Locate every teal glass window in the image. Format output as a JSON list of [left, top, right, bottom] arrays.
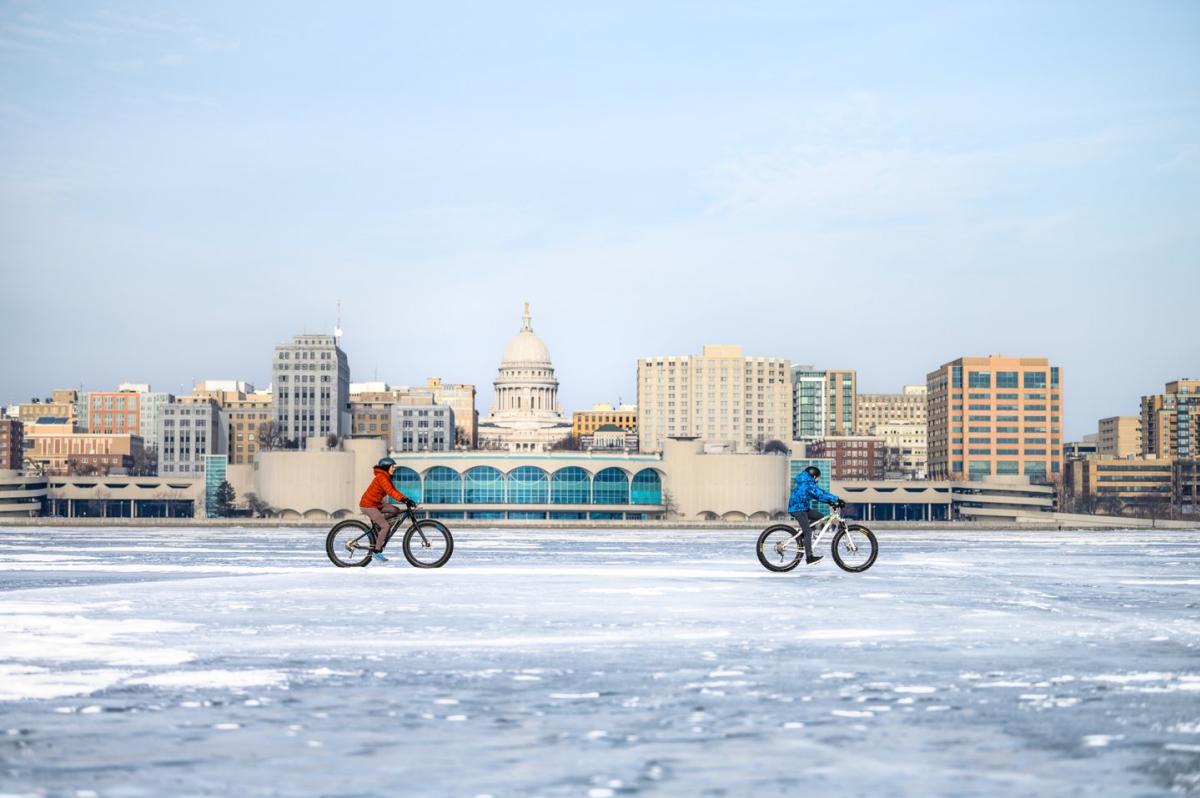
[[593, 468, 630, 504], [997, 461, 1020, 475], [1050, 367, 1059, 388], [551, 467, 590, 504], [631, 469, 663, 505], [393, 467, 422, 503], [952, 366, 963, 387], [505, 466, 548, 504], [424, 466, 462, 503], [968, 461, 992, 480], [1024, 372, 1047, 388], [464, 466, 504, 503], [996, 372, 1019, 388], [968, 371, 991, 388], [1025, 462, 1048, 478]]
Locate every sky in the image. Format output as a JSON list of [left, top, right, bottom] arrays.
[[1, 0, 1197, 439]]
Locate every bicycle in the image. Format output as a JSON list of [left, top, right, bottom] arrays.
[[756, 504, 878, 573], [325, 504, 454, 568]]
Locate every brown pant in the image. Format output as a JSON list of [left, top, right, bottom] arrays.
[[361, 504, 402, 552]]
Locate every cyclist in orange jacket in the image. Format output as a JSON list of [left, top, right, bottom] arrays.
[[359, 457, 414, 563]]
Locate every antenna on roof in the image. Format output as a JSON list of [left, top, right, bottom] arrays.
[[335, 299, 343, 341]]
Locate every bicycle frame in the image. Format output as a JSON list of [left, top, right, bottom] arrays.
[[347, 507, 420, 552], [783, 506, 843, 551]]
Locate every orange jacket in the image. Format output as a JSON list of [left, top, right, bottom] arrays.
[[359, 466, 409, 508]]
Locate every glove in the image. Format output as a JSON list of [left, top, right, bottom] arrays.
[[833, 499, 846, 509], [403, 497, 417, 509]]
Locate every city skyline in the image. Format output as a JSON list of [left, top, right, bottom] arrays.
[[3, 2, 1199, 439]]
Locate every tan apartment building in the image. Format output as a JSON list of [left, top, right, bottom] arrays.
[[572, 404, 638, 440], [639, 345, 792, 454], [87, 390, 141, 435], [1067, 456, 1173, 510], [927, 356, 1063, 482], [0, 419, 23, 470], [24, 418, 143, 475], [226, 392, 273, 465], [1141, 379, 1199, 460], [18, 389, 79, 427], [855, 385, 926, 433], [1098, 416, 1141, 457], [855, 384, 927, 480], [826, 370, 857, 436]]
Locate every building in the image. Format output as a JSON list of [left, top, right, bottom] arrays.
[[805, 436, 886, 480], [157, 399, 224, 475], [86, 390, 141, 436], [390, 404, 456, 452], [0, 470, 48, 517], [1174, 460, 1199, 514], [579, 424, 639, 453], [135, 390, 174, 451], [0, 419, 24, 470], [426, 378, 478, 448], [639, 345, 792, 454], [272, 334, 351, 442], [1141, 379, 1199, 460], [224, 391, 273, 465], [18, 389, 79, 427], [1098, 416, 1141, 458], [1063, 436, 1100, 461], [855, 385, 925, 433], [791, 367, 856, 441], [572, 404, 638, 441], [350, 378, 477, 449], [40, 474, 205, 518], [927, 356, 1063, 482], [1067, 456, 1174, 511], [477, 305, 573, 451], [23, 418, 143, 475]]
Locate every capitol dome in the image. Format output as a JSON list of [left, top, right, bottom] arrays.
[[501, 309, 552, 365]]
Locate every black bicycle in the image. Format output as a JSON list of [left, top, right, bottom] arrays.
[[325, 505, 453, 568]]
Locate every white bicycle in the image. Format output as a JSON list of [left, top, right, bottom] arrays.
[[756, 504, 878, 573]]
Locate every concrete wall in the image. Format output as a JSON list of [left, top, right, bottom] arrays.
[[662, 437, 789, 522], [253, 437, 385, 519]]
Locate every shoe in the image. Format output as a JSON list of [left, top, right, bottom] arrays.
[[372, 551, 389, 563], [805, 555, 824, 565]]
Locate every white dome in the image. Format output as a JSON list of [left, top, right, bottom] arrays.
[[500, 307, 552, 365]]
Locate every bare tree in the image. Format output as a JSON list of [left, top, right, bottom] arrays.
[[661, 489, 679, 519], [257, 422, 297, 451], [244, 492, 271, 518], [68, 458, 99, 476], [761, 439, 790, 455], [131, 446, 158, 476]]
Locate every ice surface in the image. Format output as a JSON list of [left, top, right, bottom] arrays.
[[0, 525, 1198, 797]]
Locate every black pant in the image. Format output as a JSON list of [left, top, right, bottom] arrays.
[[790, 509, 823, 560]]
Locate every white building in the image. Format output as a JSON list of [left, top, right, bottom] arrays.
[[477, 305, 572, 452], [272, 334, 350, 442]]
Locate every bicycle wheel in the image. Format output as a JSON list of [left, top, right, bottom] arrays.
[[326, 520, 375, 567], [756, 525, 804, 572], [830, 524, 878, 572], [402, 520, 454, 568]]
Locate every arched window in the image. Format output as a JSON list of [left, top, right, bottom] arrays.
[[393, 467, 422, 503], [551, 467, 590, 504], [593, 468, 629, 505], [424, 467, 461, 504], [505, 466, 548, 504], [630, 469, 662, 505], [464, 466, 504, 503]]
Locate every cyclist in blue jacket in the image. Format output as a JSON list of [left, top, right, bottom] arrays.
[[788, 465, 844, 565]]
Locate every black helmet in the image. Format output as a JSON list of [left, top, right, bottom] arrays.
[[377, 457, 396, 469], [804, 465, 821, 479]]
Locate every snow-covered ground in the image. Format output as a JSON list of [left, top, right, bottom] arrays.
[[1, 526, 1198, 797]]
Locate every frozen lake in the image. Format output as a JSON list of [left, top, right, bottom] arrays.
[[1, 525, 1199, 797]]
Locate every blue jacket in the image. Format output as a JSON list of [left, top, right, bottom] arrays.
[[788, 470, 840, 514]]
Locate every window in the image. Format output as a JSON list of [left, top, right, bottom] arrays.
[[505, 466, 549, 504], [593, 468, 630, 504], [393, 467, 422, 503], [997, 372, 1019, 388], [424, 467, 462, 503], [631, 469, 662, 505], [1024, 372, 1047, 389]]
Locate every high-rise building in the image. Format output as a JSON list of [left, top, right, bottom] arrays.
[[572, 404, 638, 441], [790, 367, 856, 440], [272, 334, 350, 443], [0, 419, 23, 470], [927, 356, 1063, 482], [1140, 379, 1199, 460], [157, 398, 224, 475], [638, 345, 792, 454], [1097, 416, 1141, 458]]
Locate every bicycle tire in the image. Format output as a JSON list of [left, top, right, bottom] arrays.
[[756, 525, 804, 572], [402, 519, 454, 569], [830, 524, 878, 572], [325, 519, 375, 567]]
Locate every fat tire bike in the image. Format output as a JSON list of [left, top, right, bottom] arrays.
[[756, 504, 877, 573], [325, 505, 454, 568]]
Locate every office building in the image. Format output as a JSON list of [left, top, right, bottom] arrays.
[[24, 418, 143, 475], [855, 385, 927, 480], [158, 399, 223, 475], [272, 334, 350, 442], [18, 389, 79, 427], [1141, 379, 1199, 460], [1067, 456, 1173, 511], [639, 345, 792, 454], [390, 404, 455, 452], [855, 385, 926, 433], [791, 367, 856, 440], [86, 390, 141, 436], [572, 404, 638, 441], [225, 391, 273, 465], [927, 356, 1063, 482], [351, 378, 477, 449], [1098, 416, 1141, 458]]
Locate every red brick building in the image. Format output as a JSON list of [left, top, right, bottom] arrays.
[[0, 419, 24, 470], [806, 436, 886, 480]]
